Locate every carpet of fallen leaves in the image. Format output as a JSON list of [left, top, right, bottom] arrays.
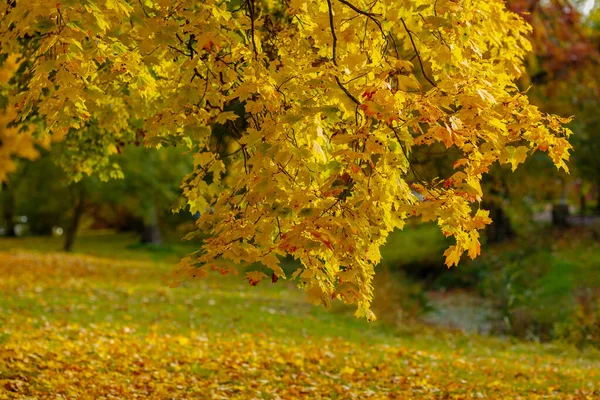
[[0, 251, 599, 399]]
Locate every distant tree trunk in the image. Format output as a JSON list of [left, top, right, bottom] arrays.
[[552, 178, 569, 228], [2, 185, 16, 237], [552, 203, 570, 228], [482, 172, 514, 244], [484, 201, 514, 244], [580, 192, 586, 222], [140, 202, 162, 245], [64, 185, 86, 252], [596, 179, 600, 215]]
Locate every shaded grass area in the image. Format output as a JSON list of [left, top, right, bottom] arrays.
[[0, 235, 598, 398], [449, 230, 600, 344], [380, 225, 600, 347], [0, 223, 449, 267], [380, 223, 448, 270], [0, 230, 199, 264]]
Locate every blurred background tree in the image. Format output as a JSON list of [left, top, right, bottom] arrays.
[[0, 144, 193, 251], [508, 0, 600, 222], [92, 145, 194, 246]]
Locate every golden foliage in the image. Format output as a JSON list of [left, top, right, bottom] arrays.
[[0, 55, 42, 182], [0, 0, 573, 315]]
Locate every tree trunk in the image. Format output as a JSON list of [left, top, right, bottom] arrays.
[[484, 201, 514, 244], [2, 185, 16, 237], [552, 178, 569, 228], [580, 192, 586, 223], [141, 224, 162, 244], [63, 186, 86, 252], [552, 203, 570, 228], [596, 179, 600, 215], [140, 202, 162, 245]]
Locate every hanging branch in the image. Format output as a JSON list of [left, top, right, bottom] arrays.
[[336, 0, 387, 42], [400, 18, 437, 88], [326, 0, 361, 106], [137, 0, 151, 18], [326, 0, 339, 66], [390, 125, 427, 182], [191, 67, 203, 82], [247, 0, 259, 60]]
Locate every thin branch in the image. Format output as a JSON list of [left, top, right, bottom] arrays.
[[326, 0, 361, 107], [274, 75, 296, 104], [56, 6, 66, 34], [248, 0, 259, 60], [326, 0, 339, 67], [340, 71, 368, 85], [400, 18, 437, 88], [191, 67, 204, 82], [138, 0, 151, 18], [336, 0, 386, 40], [276, 217, 282, 240], [168, 44, 191, 58], [231, 0, 247, 13], [276, 162, 295, 181], [201, 59, 218, 79], [391, 126, 426, 182], [335, 76, 360, 105], [187, 34, 197, 59], [199, 73, 210, 104], [320, 198, 342, 217], [227, 120, 250, 173], [141, 45, 161, 56], [276, 74, 296, 89], [388, 31, 400, 58]]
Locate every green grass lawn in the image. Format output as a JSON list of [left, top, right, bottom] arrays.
[[0, 230, 200, 264], [0, 234, 598, 398]]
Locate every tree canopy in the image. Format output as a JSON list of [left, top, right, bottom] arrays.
[[0, 0, 572, 318]]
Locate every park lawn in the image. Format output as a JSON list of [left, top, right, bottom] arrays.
[[0, 236, 598, 399]]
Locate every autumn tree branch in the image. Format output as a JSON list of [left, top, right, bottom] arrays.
[[326, 0, 361, 107], [336, 0, 387, 44], [400, 18, 437, 88], [390, 125, 427, 182], [326, 0, 339, 67], [247, 0, 259, 60], [137, 0, 151, 18]]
